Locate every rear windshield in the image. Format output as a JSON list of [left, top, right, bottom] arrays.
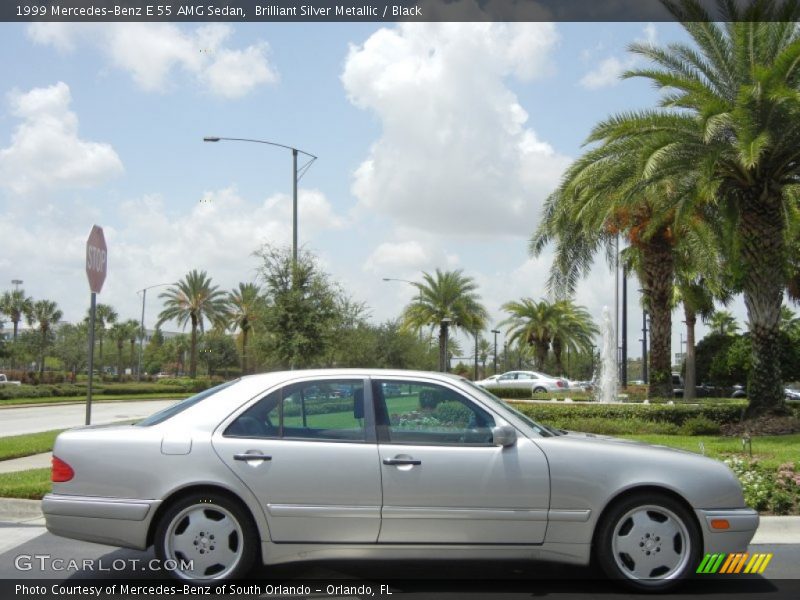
[[135, 380, 238, 427]]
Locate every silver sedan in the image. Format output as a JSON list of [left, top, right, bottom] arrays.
[[43, 369, 757, 590]]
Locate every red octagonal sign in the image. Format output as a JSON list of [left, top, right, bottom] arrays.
[[85, 225, 107, 294]]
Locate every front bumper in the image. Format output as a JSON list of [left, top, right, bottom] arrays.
[[43, 493, 160, 550], [696, 508, 760, 555]]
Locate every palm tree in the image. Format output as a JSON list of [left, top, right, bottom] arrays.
[[549, 300, 599, 376], [87, 303, 117, 378], [109, 320, 139, 380], [579, 0, 800, 412], [706, 310, 740, 337], [0, 289, 33, 342], [227, 283, 264, 374], [401, 269, 488, 372], [158, 270, 229, 378], [26, 299, 62, 374]]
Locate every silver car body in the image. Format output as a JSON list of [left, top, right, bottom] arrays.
[[44, 369, 757, 576], [478, 370, 566, 392]]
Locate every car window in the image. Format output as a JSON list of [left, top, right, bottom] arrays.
[[498, 373, 514, 381], [137, 380, 238, 427], [517, 373, 532, 380], [224, 380, 366, 442], [373, 380, 495, 446]]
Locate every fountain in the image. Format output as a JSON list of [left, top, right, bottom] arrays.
[[595, 306, 620, 403]]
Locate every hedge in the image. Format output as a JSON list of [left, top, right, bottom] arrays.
[[0, 380, 216, 401], [508, 400, 748, 427]]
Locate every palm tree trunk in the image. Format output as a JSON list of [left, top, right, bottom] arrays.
[[552, 337, 564, 375], [642, 238, 674, 399], [39, 330, 46, 375], [241, 328, 249, 374], [190, 314, 198, 378], [98, 334, 104, 380], [12, 319, 19, 342], [438, 323, 448, 372], [683, 304, 697, 402], [740, 193, 786, 416], [117, 343, 123, 381], [535, 341, 548, 371]]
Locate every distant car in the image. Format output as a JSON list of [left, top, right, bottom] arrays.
[[732, 384, 747, 399], [0, 374, 21, 386], [785, 388, 800, 401], [43, 369, 757, 589], [477, 370, 566, 393]]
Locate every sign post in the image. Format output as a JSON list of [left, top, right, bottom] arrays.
[[85, 225, 107, 425]]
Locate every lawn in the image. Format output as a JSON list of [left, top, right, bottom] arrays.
[[621, 433, 800, 470], [0, 393, 189, 407], [0, 429, 63, 461], [0, 468, 51, 500]]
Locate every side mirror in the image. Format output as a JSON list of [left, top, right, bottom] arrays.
[[492, 425, 517, 447]]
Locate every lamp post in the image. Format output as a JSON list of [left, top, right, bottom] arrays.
[[382, 278, 423, 341], [137, 283, 171, 381], [440, 317, 452, 372], [11, 279, 22, 291], [641, 310, 649, 384], [491, 329, 500, 374], [204, 136, 317, 268]]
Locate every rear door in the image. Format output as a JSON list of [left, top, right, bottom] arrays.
[[212, 377, 382, 543]]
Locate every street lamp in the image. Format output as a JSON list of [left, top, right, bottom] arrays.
[[137, 283, 171, 381], [11, 279, 22, 291], [203, 136, 317, 268], [491, 329, 500, 374], [382, 277, 423, 340]]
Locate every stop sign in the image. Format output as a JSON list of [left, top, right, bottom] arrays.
[[85, 225, 107, 294]]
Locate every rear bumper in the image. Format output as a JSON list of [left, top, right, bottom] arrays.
[[696, 508, 760, 554], [43, 493, 159, 550]]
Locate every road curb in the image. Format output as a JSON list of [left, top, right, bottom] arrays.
[[0, 498, 43, 522]]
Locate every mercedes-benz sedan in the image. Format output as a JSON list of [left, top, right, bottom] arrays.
[[43, 369, 757, 590]]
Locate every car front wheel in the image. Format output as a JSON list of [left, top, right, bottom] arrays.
[[595, 492, 701, 591], [154, 492, 257, 580]]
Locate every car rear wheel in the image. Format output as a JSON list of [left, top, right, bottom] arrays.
[[533, 387, 547, 394], [595, 492, 701, 591], [154, 492, 257, 580]]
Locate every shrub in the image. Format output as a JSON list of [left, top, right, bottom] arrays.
[[434, 401, 472, 426], [680, 416, 721, 436], [419, 388, 444, 409]]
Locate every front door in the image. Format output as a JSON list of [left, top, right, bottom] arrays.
[[373, 377, 550, 544], [212, 377, 381, 543]]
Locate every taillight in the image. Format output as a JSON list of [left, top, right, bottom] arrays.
[[556, 380, 565, 388], [52, 456, 74, 482]]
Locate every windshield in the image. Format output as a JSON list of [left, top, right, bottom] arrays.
[[135, 380, 238, 427], [460, 379, 561, 437]]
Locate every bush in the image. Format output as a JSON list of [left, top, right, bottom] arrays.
[[419, 388, 445, 409], [433, 401, 472, 426], [508, 401, 746, 427], [680, 416, 722, 436], [555, 417, 680, 436]]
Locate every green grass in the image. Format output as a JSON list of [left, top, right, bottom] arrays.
[[0, 392, 189, 407], [0, 468, 51, 499], [0, 429, 63, 461], [621, 433, 800, 470]]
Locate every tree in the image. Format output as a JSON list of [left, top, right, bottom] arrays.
[[0, 289, 33, 342], [401, 269, 488, 372], [143, 328, 166, 375], [199, 331, 239, 377], [109, 320, 140, 380], [87, 303, 117, 378], [254, 245, 340, 369], [548, 300, 599, 376], [580, 0, 800, 413], [706, 310, 740, 337], [227, 283, 265, 374], [158, 270, 229, 378], [26, 299, 62, 374], [53, 323, 88, 377]]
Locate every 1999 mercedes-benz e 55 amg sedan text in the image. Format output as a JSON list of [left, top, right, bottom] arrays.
[[43, 369, 758, 590]]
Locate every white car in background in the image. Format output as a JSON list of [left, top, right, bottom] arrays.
[[477, 370, 567, 393]]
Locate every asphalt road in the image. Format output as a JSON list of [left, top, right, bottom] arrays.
[[0, 530, 798, 599], [0, 400, 177, 436]]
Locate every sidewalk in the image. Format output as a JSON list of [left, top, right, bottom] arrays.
[[0, 452, 50, 474]]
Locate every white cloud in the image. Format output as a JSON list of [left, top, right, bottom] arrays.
[[363, 238, 459, 274], [342, 22, 570, 237], [579, 23, 658, 90], [0, 82, 123, 195], [27, 23, 277, 98]]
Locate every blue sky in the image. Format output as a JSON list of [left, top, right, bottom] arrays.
[[0, 20, 741, 363]]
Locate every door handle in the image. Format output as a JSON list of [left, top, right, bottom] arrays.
[[233, 453, 272, 462], [383, 457, 421, 466]]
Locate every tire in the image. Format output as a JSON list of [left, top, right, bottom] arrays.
[[594, 492, 701, 591], [533, 387, 547, 394], [154, 492, 257, 580]]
